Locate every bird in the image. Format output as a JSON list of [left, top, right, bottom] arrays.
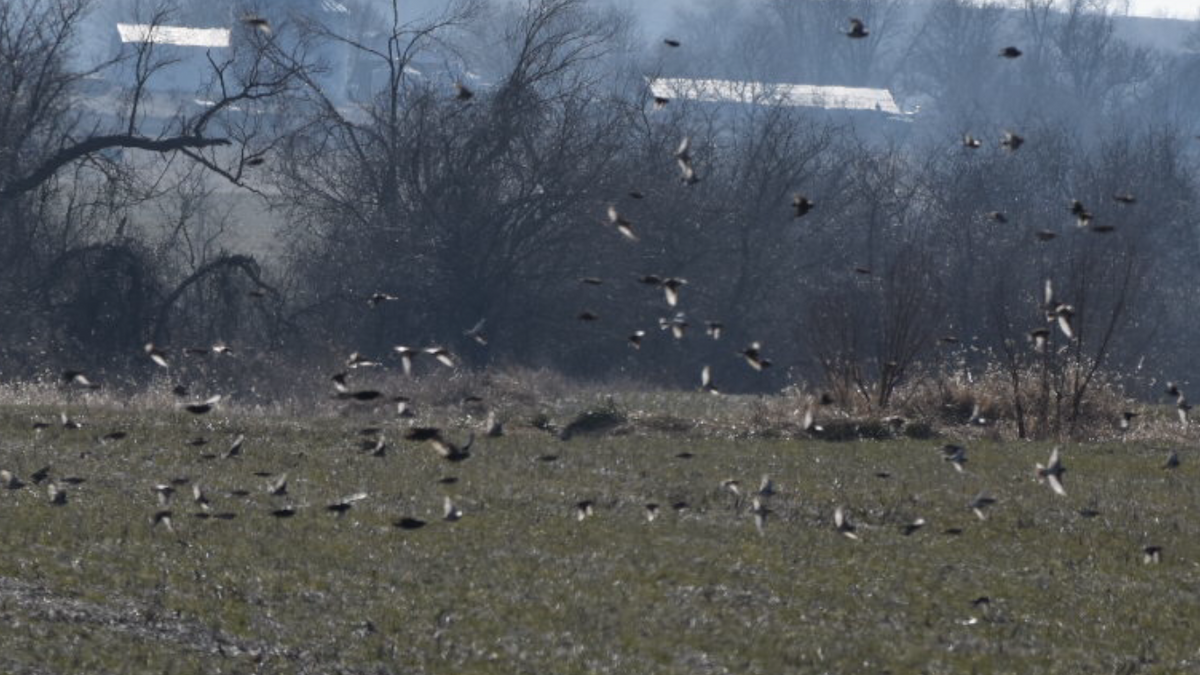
[[1070, 200, 1093, 227], [661, 278, 687, 307], [846, 17, 869, 38], [1119, 411, 1138, 432], [580, 277, 604, 285], [211, 342, 233, 356], [337, 389, 384, 402], [627, 330, 645, 349], [271, 507, 298, 518], [750, 498, 771, 536], [575, 500, 595, 521], [409, 428, 474, 462], [675, 136, 699, 185], [834, 506, 858, 539], [701, 365, 718, 394], [394, 517, 427, 530], [644, 503, 660, 522], [484, 411, 504, 438], [578, 311, 599, 322], [192, 483, 211, 511], [1052, 304, 1075, 340], [1035, 230, 1057, 241], [30, 466, 50, 484], [705, 321, 723, 340], [152, 510, 174, 532], [241, 15, 270, 33], [628, 190, 645, 200], [48, 483, 67, 506], [659, 313, 688, 339], [245, 156, 266, 167], [902, 518, 926, 536], [663, 38, 681, 47], [739, 343, 771, 371], [999, 46, 1023, 58], [454, 82, 474, 101], [368, 292, 399, 308], [792, 194, 814, 218], [267, 474, 288, 496], [606, 205, 638, 241], [1143, 546, 1163, 564], [1113, 193, 1136, 204], [1001, 131, 1024, 151], [1, 471, 24, 490], [392, 346, 418, 375], [222, 435, 244, 459], [962, 134, 982, 149], [1029, 327, 1051, 352], [443, 496, 463, 522], [1036, 447, 1067, 496], [941, 444, 967, 473], [464, 318, 488, 346], [60, 412, 82, 430], [425, 346, 455, 368], [757, 475, 776, 498], [327, 492, 368, 514], [62, 371, 100, 390], [653, 96, 669, 110], [152, 484, 175, 507], [346, 352, 382, 369], [985, 211, 1008, 223], [144, 343, 169, 368], [970, 492, 996, 520], [1163, 449, 1180, 470], [183, 395, 221, 415]]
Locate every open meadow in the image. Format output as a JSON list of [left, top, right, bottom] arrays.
[[1, 392, 1198, 675]]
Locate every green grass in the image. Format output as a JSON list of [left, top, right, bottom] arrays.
[[1, 402, 1198, 674]]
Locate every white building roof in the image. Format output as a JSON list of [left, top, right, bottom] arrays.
[[116, 23, 231, 48], [648, 77, 901, 114]]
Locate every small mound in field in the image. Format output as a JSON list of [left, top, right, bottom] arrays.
[[560, 409, 627, 440]]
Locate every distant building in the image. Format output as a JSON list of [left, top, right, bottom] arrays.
[[648, 77, 904, 115]]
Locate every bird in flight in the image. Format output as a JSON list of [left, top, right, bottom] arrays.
[[846, 18, 869, 39], [1036, 447, 1067, 496]]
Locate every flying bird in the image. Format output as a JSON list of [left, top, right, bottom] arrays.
[[1001, 131, 1024, 152], [464, 318, 488, 346], [739, 342, 772, 371], [606, 205, 638, 241], [368, 292, 399, 307], [659, 313, 688, 339], [750, 498, 771, 536], [183, 395, 221, 415], [1036, 447, 1067, 496], [62, 371, 100, 390], [327, 492, 368, 515], [628, 330, 645, 349], [241, 15, 271, 34], [701, 365, 718, 394], [792, 194, 814, 218], [1113, 193, 1136, 204], [144, 343, 169, 368], [846, 17, 869, 38], [663, 38, 681, 47], [999, 46, 1022, 58], [454, 82, 474, 101], [675, 136, 700, 185], [425, 346, 455, 368], [1164, 449, 1180, 470], [834, 506, 858, 539], [962, 134, 982, 149], [575, 500, 595, 521], [902, 517, 926, 536], [705, 321, 723, 340], [1143, 546, 1163, 564], [941, 444, 967, 473], [443, 496, 463, 522], [970, 492, 996, 520]]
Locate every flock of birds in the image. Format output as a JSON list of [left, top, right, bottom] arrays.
[[0, 15, 1184, 575]]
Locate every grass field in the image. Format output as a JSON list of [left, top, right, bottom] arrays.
[[0, 398, 1198, 674]]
